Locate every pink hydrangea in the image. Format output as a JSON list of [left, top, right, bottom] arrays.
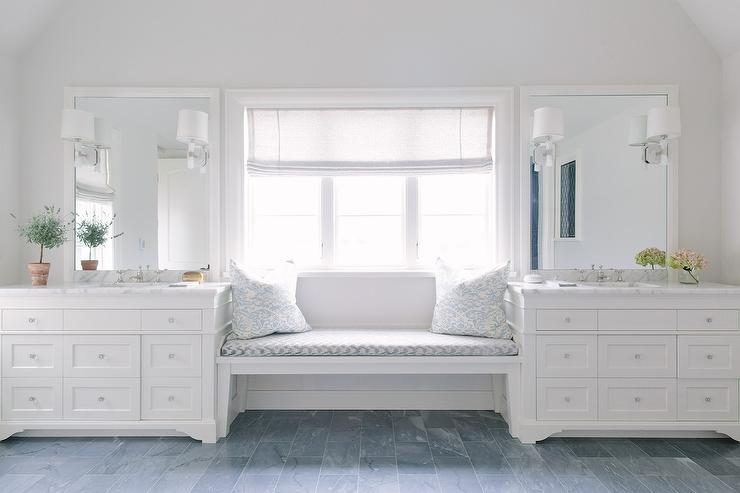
[[668, 249, 707, 271]]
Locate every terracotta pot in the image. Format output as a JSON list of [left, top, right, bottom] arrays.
[[27, 263, 50, 286], [81, 260, 99, 271]]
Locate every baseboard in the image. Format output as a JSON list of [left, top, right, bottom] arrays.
[[244, 390, 495, 410]]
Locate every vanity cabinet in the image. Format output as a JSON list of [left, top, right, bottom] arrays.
[[0, 284, 231, 442], [506, 283, 740, 442]]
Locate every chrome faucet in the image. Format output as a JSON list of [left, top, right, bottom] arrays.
[[592, 264, 609, 282], [129, 265, 144, 283]]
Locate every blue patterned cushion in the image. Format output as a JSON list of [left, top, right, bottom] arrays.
[[221, 328, 518, 357], [230, 260, 311, 339], [430, 261, 511, 338]]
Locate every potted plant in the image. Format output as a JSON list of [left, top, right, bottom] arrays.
[[76, 212, 123, 270], [668, 249, 707, 285], [634, 247, 666, 269], [12, 206, 74, 286]]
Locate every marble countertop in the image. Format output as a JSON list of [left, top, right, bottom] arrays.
[[0, 282, 231, 296], [509, 281, 740, 295]]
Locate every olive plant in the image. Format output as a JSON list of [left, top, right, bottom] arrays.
[[12, 206, 74, 263], [76, 212, 123, 260]]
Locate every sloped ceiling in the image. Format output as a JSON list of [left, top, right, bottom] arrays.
[[0, 0, 64, 56], [676, 0, 740, 59]]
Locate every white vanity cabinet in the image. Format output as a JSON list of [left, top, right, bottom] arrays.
[[0, 283, 231, 442], [507, 283, 740, 443]]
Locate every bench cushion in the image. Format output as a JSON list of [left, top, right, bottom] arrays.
[[220, 328, 519, 357]]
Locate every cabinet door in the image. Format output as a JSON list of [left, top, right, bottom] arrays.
[[537, 310, 597, 331], [678, 310, 739, 330], [64, 310, 140, 331], [63, 378, 140, 420], [598, 310, 676, 330], [2, 378, 63, 420], [537, 378, 597, 421], [64, 335, 140, 378], [142, 377, 202, 420], [678, 379, 739, 421], [536, 335, 597, 377], [598, 335, 676, 378], [598, 378, 677, 421], [142, 335, 202, 377], [2, 335, 63, 377], [2, 310, 63, 331], [678, 336, 740, 379]]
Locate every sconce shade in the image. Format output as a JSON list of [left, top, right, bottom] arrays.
[[532, 107, 564, 143], [61, 109, 95, 143], [94, 118, 113, 149], [647, 107, 681, 141], [628, 115, 648, 146], [177, 109, 209, 145]]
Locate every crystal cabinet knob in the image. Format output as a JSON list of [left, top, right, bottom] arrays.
[[564, 396, 571, 403], [28, 396, 36, 402], [168, 353, 175, 359], [563, 353, 571, 359], [98, 353, 105, 359], [27, 317, 37, 324], [705, 396, 712, 403], [28, 353, 37, 360], [634, 354, 641, 360], [634, 396, 641, 403], [564, 317, 571, 323], [168, 395, 175, 402], [706, 317, 713, 324], [97, 396, 105, 402], [168, 317, 175, 324], [706, 354, 714, 360]]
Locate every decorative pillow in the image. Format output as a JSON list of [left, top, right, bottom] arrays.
[[230, 260, 311, 339], [430, 259, 511, 339]]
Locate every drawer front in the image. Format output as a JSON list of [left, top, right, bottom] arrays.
[[678, 336, 740, 379], [2, 310, 63, 331], [598, 336, 677, 378], [64, 378, 140, 420], [678, 310, 739, 331], [537, 310, 597, 331], [2, 335, 63, 377], [142, 310, 202, 331], [598, 310, 676, 330], [536, 336, 597, 377], [537, 378, 597, 421], [678, 379, 739, 421], [64, 335, 140, 378], [143, 335, 202, 377], [64, 310, 141, 331], [1, 378, 63, 420], [142, 377, 202, 420], [598, 378, 677, 420]]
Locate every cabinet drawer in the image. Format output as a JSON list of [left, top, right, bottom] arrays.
[[536, 336, 596, 377], [598, 336, 676, 377], [598, 378, 676, 421], [598, 310, 676, 330], [537, 378, 597, 421], [63, 378, 140, 420], [678, 379, 739, 421], [678, 336, 740, 378], [2, 310, 63, 331], [142, 310, 201, 331], [64, 310, 140, 331], [64, 335, 140, 378], [2, 378, 62, 420], [678, 310, 739, 331], [2, 335, 63, 377], [537, 310, 597, 331], [142, 377, 202, 420], [143, 335, 201, 377]]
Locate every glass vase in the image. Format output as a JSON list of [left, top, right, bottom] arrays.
[[679, 269, 699, 285]]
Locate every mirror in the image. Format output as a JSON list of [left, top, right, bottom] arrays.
[[73, 96, 211, 271], [528, 93, 669, 270]]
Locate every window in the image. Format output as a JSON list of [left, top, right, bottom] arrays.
[[240, 97, 501, 269]]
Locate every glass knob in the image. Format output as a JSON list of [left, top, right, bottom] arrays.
[[27, 317, 37, 324], [28, 353, 37, 359], [705, 396, 712, 403], [634, 396, 641, 403], [634, 354, 641, 360], [563, 353, 571, 359], [28, 396, 36, 402], [168, 317, 175, 324], [98, 353, 105, 359], [564, 396, 571, 403], [564, 317, 571, 323], [706, 317, 713, 324], [168, 353, 175, 359], [168, 395, 175, 402], [707, 354, 714, 360], [97, 396, 105, 402]]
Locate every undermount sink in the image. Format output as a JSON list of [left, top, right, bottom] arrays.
[[99, 282, 159, 287], [578, 281, 660, 288]]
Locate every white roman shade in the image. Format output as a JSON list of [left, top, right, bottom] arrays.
[[246, 107, 494, 176]]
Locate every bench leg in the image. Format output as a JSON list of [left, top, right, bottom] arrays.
[[217, 363, 233, 438], [505, 368, 521, 438]]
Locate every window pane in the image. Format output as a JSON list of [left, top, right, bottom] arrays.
[[419, 174, 488, 215], [334, 176, 404, 266], [247, 176, 321, 265]]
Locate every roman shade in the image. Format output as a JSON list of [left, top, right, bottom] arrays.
[[246, 107, 494, 176]]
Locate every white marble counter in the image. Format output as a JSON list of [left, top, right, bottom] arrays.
[[509, 281, 740, 296], [0, 282, 231, 296]]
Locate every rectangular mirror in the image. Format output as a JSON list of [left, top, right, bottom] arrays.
[[70, 92, 216, 273], [526, 90, 672, 270]]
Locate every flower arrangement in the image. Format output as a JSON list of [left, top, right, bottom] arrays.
[[634, 247, 666, 269], [11, 205, 74, 285], [668, 249, 707, 284], [76, 212, 123, 269]]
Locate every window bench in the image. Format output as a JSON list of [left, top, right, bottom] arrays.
[[215, 327, 522, 440]]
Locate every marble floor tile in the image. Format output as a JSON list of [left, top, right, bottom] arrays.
[[398, 473, 441, 493], [427, 428, 467, 458], [477, 474, 526, 493], [361, 426, 395, 457], [434, 456, 483, 493], [463, 441, 511, 474], [358, 456, 399, 493], [396, 443, 435, 475], [321, 440, 361, 475], [290, 427, 329, 457], [244, 442, 291, 475], [394, 416, 428, 443], [316, 474, 359, 493], [231, 473, 280, 493], [190, 455, 249, 492], [274, 456, 323, 493]]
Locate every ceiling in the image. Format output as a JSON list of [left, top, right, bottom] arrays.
[[1, 1, 739, 59]]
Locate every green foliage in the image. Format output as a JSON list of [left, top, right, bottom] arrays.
[[634, 247, 666, 269], [12, 206, 74, 263], [76, 212, 123, 260]]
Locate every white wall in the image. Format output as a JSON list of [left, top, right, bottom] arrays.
[[0, 55, 20, 285], [722, 51, 740, 284]]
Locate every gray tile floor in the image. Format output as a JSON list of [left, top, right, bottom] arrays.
[[1, 411, 740, 492]]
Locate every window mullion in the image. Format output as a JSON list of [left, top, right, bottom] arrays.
[[405, 177, 419, 267], [321, 177, 334, 267]]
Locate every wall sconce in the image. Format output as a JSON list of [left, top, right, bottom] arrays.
[[532, 107, 564, 170], [61, 109, 100, 167], [628, 107, 681, 165], [176, 109, 209, 174]]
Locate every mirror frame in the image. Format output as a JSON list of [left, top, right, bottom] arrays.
[[519, 85, 679, 273], [63, 87, 221, 282]]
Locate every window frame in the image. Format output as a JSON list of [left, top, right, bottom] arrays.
[[225, 88, 516, 275]]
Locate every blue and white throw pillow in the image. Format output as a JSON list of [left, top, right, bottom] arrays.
[[230, 260, 311, 339], [430, 259, 511, 339]]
